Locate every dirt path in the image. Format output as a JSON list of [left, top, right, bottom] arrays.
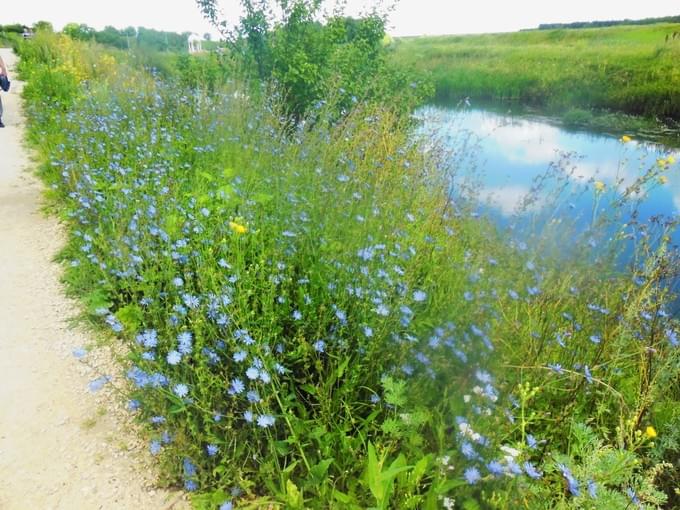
[[0, 49, 187, 510]]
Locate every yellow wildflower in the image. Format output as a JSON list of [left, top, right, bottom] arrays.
[[229, 221, 247, 234], [620, 135, 632, 143], [659, 175, 668, 185], [645, 426, 657, 439], [594, 181, 606, 192], [657, 158, 667, 168], [667, 155, 676, 165]]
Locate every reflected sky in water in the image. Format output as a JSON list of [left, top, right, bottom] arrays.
[[418, 106, 680, 244]]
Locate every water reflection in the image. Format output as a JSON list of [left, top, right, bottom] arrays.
[[418, 106, 680, 244]]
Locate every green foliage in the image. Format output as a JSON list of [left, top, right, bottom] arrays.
[[0, 24, 28, 47], [22, 64, 80, 110], [33, 21, 54, 33], [94, 26, 131, 49], [537, 15, 680, 30], [174, 52, 232, 92], [0, 32, 19, 47], [18, 25, 680, 510], [364, 443, 412, 508], [509, 423, 669, 509], [0, 24, 26, 34], [63, 23, 96, 41], [392, 22, 680, 120], [196, 0, 432, 120], [62, 22, 199, 54], [137, 26, 192, 53]]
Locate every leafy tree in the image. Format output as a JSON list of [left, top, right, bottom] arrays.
[[1, 24, 27, 34], [195, 0, 431, 120], [63, 23, 96, 41], [94, 26, 128, 49], [33, 21, 54, 33]]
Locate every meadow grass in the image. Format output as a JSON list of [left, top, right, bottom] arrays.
[[16, 31, 680, 509], [391, 23, 680, 123], [0, 31, 21, 48]]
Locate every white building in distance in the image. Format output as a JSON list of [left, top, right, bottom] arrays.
[[188, 33, 203, 54]]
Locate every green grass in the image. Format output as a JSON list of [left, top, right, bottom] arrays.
[[391, 23, 680, 121], [0, 32, 20, 48], [15, 31, 680, 509]]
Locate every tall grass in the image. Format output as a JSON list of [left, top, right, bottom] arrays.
[[17, 31, 680, 509], [391, 23, 680, 121]]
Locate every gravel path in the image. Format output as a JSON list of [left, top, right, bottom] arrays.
[[0, 48, 187, 510]]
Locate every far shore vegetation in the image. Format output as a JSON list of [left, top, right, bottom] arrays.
[[391, 22, 680, 136]]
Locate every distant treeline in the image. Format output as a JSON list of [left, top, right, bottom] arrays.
[[1, 23, 30, 33], [536, 14, 680, 30], [0, 22, 213, 53], [62, 24, 197, 52]]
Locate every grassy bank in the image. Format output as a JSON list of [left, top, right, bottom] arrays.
[[391, 23, 680, 123], [17, 30, 680, 509]]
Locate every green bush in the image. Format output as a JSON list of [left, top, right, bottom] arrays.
[[197, 0, 432, 121]]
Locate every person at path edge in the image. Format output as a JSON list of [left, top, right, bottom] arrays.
[[0, 53, 7, 127]]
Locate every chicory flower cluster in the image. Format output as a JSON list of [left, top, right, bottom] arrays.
[[26, 40, 680, 507]]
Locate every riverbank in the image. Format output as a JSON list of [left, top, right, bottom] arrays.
[[0, 48, 186, 510], [392, 22, 680, 125], [16, 31, 680, 508], [429, 98, 680, 148]]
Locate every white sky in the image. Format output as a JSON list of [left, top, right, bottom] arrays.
[[3, 0, 679, 37]]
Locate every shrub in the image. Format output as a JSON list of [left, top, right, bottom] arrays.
[[196, 0, 432, 121]]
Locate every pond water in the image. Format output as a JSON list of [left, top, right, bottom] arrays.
[[418, 105, 680, 247]]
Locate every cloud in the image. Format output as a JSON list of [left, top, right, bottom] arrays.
[[482, 118, 564, 165], [570, 160, 639, 187], [481, 185, 542, 216]]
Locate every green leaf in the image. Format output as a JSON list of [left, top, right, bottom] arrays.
[[310, 458, 333, 482], [382, 376, 407, 408], [274, 440, 292, 456], [164, 213, 183, 238], [380, 454, 411, 483], [84, 288, 112, 315], [332, 489, 355, 504], [218, 184, 234, 199], [381, 418, 402, 437], [411, 455, 431, 485], [282, 459, 300, 474], [169, 402, 187, 414], [285, 479, 305, 509], [253, 192, 273, 204], [115, 303, 143, 334], [365, 442, 384, 502], [462, 499, 481, 510], [301, 383, 318, 396], [197, 193, 211, 205], [189, 488, 228, 510], [336, 357, 350, 380]]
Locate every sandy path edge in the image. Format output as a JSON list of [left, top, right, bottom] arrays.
[[0, 48, 187, 510]]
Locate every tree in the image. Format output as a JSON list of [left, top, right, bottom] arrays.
[[63, 23, 96, 41], [1, 24, 27, 34], [33, 21, 54, 33], [95, 26, 128, 49], [194, 0, 406, 120]]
